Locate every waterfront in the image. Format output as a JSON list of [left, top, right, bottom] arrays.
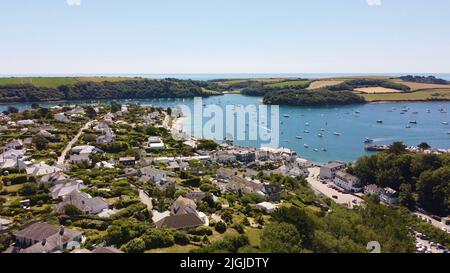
[[2, 94, 449, 164]]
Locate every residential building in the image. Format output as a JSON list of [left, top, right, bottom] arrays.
[[171, 196, 197, 215], [380, 188, 399, 205], [319, 161, 346, 180], [364, 184, 382, 196], [334, 171, 363, 193], [12, 223, 82, 253], [148, 136, 165, 149], [119, 157, 136, 166], [50, 180, 86, 200], [256, 202, 279, 213], [54, 113, 70, 123], [57, 190, 109, 215], [155, 213, 204, 230], [26, 162, 62, 176], [139, 166, 167, 183], [4, 139, 24, 150], [186, 191, 206, 201]]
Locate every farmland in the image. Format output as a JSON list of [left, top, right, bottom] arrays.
[[307, 80, 344, 90], [354, 87, 402, 94], [0, 77, 142, 88], [265, 80, 311, 88], [362, 88, 450, 102]]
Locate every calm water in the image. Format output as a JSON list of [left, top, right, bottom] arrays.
[[2, 94, 449, 164], [2, 73, 450, 81]]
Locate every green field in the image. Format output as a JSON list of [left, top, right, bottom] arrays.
[[0, 77, 78, 88], [362, 88, 450, 102], [0, 76, 141, 88], [265, 80, 310, 88]]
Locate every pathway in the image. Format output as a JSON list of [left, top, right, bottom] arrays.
[[57, 120, 94, 165]]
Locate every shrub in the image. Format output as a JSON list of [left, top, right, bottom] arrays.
[[215, 221, 227, 234]]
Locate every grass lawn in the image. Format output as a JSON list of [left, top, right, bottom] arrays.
[[0, 77, 78, 88], [0, 76, 141, 88], [245, 228, 262, 247], [363, 89, 450, 102], [265, 80, 310, 88], [145, 244, 199, 253], [4, 184, 24, 193]]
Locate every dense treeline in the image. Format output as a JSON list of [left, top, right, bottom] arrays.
[[348, 143, 450, 216], [0, 79, 209, 103], [398, 75, 449, 85], [263, 89, 366, 106], [241, 81, 311, 96], [328, 79, 411, 92]]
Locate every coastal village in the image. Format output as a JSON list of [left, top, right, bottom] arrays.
[[0, 102, 449, 254]]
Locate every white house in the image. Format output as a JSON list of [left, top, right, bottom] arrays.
[[148, 137, 165, 149], [320, 162, 346, 180], [17, 120, 35, 126], [54, 113, 70, 123], [4, 139, 24, 150], [139, 166, 167, 184], [50, 180, 86, 200], [26, 162, 61, 176], [57, 190, 109, 215], [380, 188, 399, 205], [334, 171, 362, 193], [256, 202, 279, 213]]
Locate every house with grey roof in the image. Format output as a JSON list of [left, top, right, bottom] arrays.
[[12, 223, 82, 253], [57, 190, 109, 215], [50, 180, 86, 200]]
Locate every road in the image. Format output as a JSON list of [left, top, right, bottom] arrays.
[[414, 212, 448, 231], [139, 190, 153, 211], [57, 120, 94, 165], [306, 167, 363, 208]]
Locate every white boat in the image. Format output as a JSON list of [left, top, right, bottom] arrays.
[[318, 133, 324, 138], [313, 149, 319, 152], [406, 125, 411, 129], [304, 130, 310, 134], [364, 137, 374, 143], [377, 120, 383, 124], [442, 122, 449, 125], [333, 132, 341, 136], [296, 136, 303, 139], [304, 144, 309, 148], [305, 123, 310, 126], [283, 114, 290, 118], [409, 120, 418, 124]]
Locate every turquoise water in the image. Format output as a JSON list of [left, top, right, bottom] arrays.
[[1, 94, 449, 164]]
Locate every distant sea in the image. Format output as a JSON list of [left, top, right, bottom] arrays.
[[1, 73, 450, 81]]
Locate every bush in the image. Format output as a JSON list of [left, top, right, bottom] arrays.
[[174, 231, 190, 245], [122, 238, 146, 253], [142, 229, 175, 249], [215, 221, 227, 234], [188, 226, 213, 236], [64, 204, 83, 216]]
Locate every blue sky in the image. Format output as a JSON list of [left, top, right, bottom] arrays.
[[1, 0, 449, 74]]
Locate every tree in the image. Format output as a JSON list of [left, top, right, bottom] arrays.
[[111, 102, 121, 113], [32, 135, 49, 150], [64, 204, 83, 216], [122, 238, 146, 253], [215, 221, 227, 234], [271, 207, 315, 247], [19, 183, 38, 196], [7, 106, 19, 114], [173, 231, 190, 245], [418, 142, 431, 150], [166, 107, 172, 116], [399, 184, 415, 209], [388, 142, 407, 155], [416, 166, 450, 216], [261, 223, 303, 253], [85, 106, 97, 119]]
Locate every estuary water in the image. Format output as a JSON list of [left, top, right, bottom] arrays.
[[2, 94, 449, 164]]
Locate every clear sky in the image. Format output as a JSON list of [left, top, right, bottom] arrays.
[[1, 0, 449, 75]]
